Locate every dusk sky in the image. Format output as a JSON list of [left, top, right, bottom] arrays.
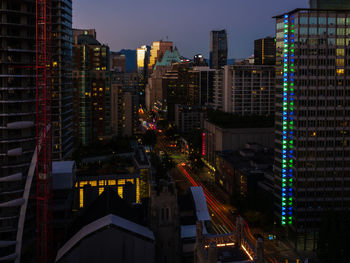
[[73, 0, 308, 59]]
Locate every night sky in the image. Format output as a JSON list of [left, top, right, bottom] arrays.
[[73, 0, 308, 59]]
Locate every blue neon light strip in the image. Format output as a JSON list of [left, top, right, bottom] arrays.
[[281, 14, 294, 226]]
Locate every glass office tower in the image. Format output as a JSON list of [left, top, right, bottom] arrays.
[[274, 8, 350, 250], [210, 30, 228, 69]]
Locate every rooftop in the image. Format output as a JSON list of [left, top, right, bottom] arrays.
[[52, 161, 75, 174], [206, 110, 274, 129]]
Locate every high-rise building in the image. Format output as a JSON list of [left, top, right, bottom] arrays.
[[212, 69, 224, 110], [210, 30, 228, 69], [111, 71, 139, 137], [110, 52, 126, 72], [162, 62, 200, 121], [52, 0, 73, 160], [221, 64, 275, 115], [148, 41, 173, 71], [0, 1, 37, 261], [72, 30, 111, 146], [193, 66, 215, 106], [145, 48, 181, 110], [137, 45, 150, 105], [274, 9, 350, 250], [309, 0, 350, 9], [137, 45, 150, 74], [254, 37, 276, 65]]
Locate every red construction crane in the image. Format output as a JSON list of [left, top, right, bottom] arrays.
[[36, 0, 53, 262]]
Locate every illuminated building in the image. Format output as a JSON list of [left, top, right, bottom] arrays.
[[111, 72, 139, 137], [137, 45, 150, 74], [254, 37, 276, 65], [274, 8, 350, 250], [162, 62, 201, 121], [74, 174, 141, 209], [148, 40, 173, 71], [72, 29, 111, 145], [133, 146, 152, 200], [210, 30, 228, 69], [145, 48, 181, 110], [137, 45, 150, 105], [222, 64, 276, 115]]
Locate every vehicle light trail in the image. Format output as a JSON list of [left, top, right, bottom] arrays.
[[178, 165, 236, 232]]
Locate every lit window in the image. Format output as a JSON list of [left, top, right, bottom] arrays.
[[118, 179, 126, 185], [336, 69, 344, 76], [79, 189, 84, 208], [108, 180, 116, 185], [336, 49, 345, 56], [336, 59, 344, 66], [118, 186, 123, 198]]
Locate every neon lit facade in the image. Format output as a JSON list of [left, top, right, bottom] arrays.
[[275, 8, 350, 250], [281, 14, 294, 226], [202, 132, 206, 156]]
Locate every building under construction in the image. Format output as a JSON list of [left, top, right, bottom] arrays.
[[0, 0, 72, 262]]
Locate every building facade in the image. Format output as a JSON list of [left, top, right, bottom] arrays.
[[72, 30, 111, 146], [148, 41, 173, 71], [274, 9, 350, 250], [0, 1, 37, 261], [111, 71, 139, 137], [175, 105, 206, 134], [162, 62, 201, 121], [137, 45, 150, 105], [254, 37, 276, 65], [222, 64, 276, 115], [209, 30, 228, 70], [52, 0, 74, 160]]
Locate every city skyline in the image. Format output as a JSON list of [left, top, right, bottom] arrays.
[[73, 0, 308, 58]]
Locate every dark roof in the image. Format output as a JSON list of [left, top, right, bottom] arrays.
[[77, 34, 101, 45], [68, 187, 147, 240], [217, 246, 250, 262], [178, 190, 197, 225], [273, 8, 350, 19], [206, 110, 274, 129]]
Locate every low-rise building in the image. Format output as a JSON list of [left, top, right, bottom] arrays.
[[202, 114, 274, 168], [56, 188, 154, 263], [215, 144, 274, 198]]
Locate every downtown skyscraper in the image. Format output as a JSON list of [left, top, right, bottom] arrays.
[[210, 30, 228, 69], [274, 8, 350, 250]]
